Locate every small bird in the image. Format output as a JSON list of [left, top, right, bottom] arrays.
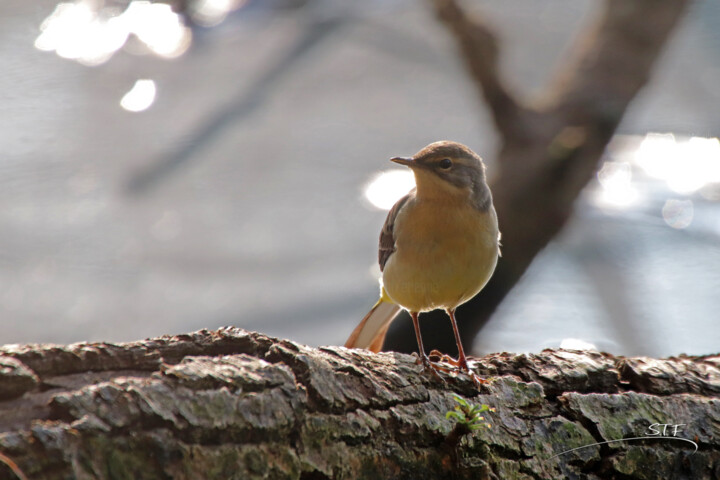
[[345, 141, 500, 375]]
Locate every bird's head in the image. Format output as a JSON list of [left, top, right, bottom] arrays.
[[390, 141, 491, 210]]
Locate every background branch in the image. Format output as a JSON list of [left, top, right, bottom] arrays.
[[433, 0, 528, 142]]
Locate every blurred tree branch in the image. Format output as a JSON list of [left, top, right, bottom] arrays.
[[384, 0, 692, 355], [433, 0, 528, 141]]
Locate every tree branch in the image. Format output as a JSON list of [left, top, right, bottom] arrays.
[[0, 329, 717, 479], [550, 0, 692, 125], [432, 0, 528, 142]]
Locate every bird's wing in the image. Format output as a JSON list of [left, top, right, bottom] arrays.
[[378, 189, 414, 272]]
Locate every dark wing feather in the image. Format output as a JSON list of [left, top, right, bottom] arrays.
[[378, 190, 414, 272]]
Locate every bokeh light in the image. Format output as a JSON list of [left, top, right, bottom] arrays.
[[120, 79, 157, 112], [662, 199, 694, 229], [35, 0, 191, 66], [363, 169, 415, 210], [559, 338, 598, 351], [595, 160, 638, 208], [635, 133, 720, 194], [189, 0, 247, 27]]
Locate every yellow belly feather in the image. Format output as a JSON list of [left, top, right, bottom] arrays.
[[382, 196, 498, 312]]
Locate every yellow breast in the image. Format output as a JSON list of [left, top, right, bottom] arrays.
[[382, 195, 499, 312]]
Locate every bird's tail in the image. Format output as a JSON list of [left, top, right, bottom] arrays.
[[344, 299, 402, 352]]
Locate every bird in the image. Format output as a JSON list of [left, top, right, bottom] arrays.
[[345, 140, 500, 376]]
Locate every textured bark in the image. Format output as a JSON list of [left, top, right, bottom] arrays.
[[0, 328, 717, 479], [384, 0, 693, 356]]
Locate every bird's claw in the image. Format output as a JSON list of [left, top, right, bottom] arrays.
[[414, 353, 447, 382], [428, 349, 488, 386]]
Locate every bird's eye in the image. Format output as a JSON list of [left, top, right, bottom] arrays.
[[438, 158, 452, 169]]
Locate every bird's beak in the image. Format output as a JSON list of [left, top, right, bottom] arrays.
[[390, 156, 415, 167]]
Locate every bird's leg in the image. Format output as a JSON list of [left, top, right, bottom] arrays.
[[445, 309, 487, 386], [410, 311, 444, 380], [446, 308, 470, 373]]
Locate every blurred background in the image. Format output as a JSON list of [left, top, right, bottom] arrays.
[[1, 0, 718, 357]]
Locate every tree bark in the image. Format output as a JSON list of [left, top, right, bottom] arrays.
[[0, 328, 717, 479], [384, 0, 693, 356]]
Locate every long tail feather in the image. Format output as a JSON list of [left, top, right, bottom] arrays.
[[344, 300, 402, 352]]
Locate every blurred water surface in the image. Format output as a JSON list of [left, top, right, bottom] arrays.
[[1, 0, 718, 357]]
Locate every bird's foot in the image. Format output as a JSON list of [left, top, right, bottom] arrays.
[[428, 350, 488, 386], [429, 350, 462, 368], [414, 353, 447, 382]]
